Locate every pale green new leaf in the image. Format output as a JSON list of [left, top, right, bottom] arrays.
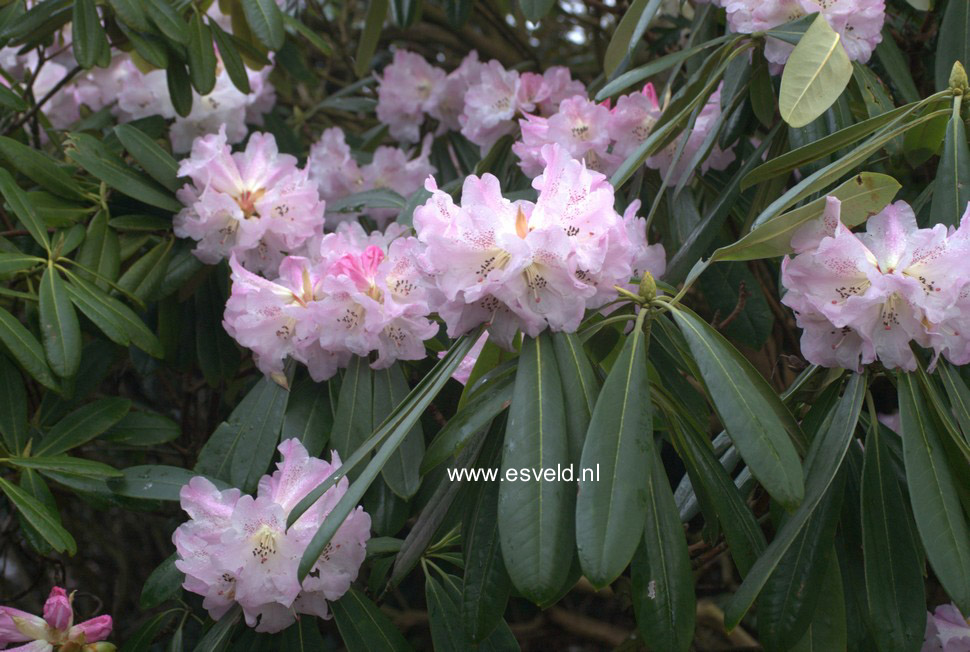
[[779, 15, 852, 128]]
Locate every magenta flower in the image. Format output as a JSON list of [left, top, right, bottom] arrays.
[[923, 603, 970, 652], [174, 438, 371, 633], [174, 127, 325, 274], [0, 587, 113, 651]]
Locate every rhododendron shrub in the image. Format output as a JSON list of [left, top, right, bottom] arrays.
[[1, 0, 969, 650]]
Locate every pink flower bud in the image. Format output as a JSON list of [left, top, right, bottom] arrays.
[[71, 615, 113, 643], [43, 586, 73, 631]]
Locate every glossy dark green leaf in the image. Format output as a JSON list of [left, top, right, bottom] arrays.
[[166, 61, 194, 118], [107, 0, 149, 31], [10, 455, 121, 478], [281, 13, 333, 56], [0, 136, 84, 200], [210, 21, 252, 94], [898, 373, 970, 612], [789, 556, 847, 652], [576, 322, 653, 588], [37, 397, 130, 456], [462, 474, 512, 643], [194, 273, 240, 385], [65, 274, 163, 358], [930, 98, 970, 229], [429, 572, 518, 652], [331, 355, 374, 471], [187, 12, 217, 94], [0, 167, 50, 252], [0, 307, 58, 390], [66, 133, 182, 212], [193, 605, 240, 652], [632, 454, 695, 652], [603, 0, 662, 77], [0, 355, 27, 452], [355, 0, 388, 77], [102, 411, 179, 446], [110, 464, 229, 501], [861, 417, 925, 652], [672, 306, 804, 509], [114, 124, 180, 192], [551, 332, 600, 464], [144, 0, 189, 45], [390, 0, 420, 27], [332, 587, 411, 652], [76, 211, 120, 288], [38, 264, 80, 378], [0, 85, 27, 111], [242, 0, 285, 50], [724, 373, 865, 628], [119, 611, 179, 652], [939, 363, 970, 444], [0, 475, 76, 554], [377, 363, 424, 499], [71, 0, 107, 69], [195, 376, 288, 492], [140, 553, 183, 609], [282, 376, 333, 457], [498, 333, 573, 605], [935, 0, 970, 91], [117, 238, 172, 302]]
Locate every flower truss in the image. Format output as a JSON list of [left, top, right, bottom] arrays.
[[174, 438, 370, 633], [781, 198, 970, 371], [922, 602, 970, 652]]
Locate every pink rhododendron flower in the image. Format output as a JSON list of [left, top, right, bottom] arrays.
[[414, 144, 648, 349], [459, 60, 522, 153], [438, 332, 490, 384], [724, 0, 884, 66], [922, 603, 970, 652], [428, 51, 485, 132], [307, 128, 434, 226], [782, 199, 970, 371], [174, 127, 325, 274], [174, 439, 370, 633], [608, 83, 664, 161], [645, 84, 735, 186], [0, 587, 113, 651], [514, 96, 618, 177], [376, 49, 447, 143]]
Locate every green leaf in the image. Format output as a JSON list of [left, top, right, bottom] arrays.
[[930, 97, 970, 229], [355, 0, 388, 77], [110, 464, 229, 501], [119, 611, 179, 652], [71, 0, 108, 69], [898, 373, 970, 613], [935, 0, 970, 91], [0, 167, 50, 252], [37, 397, 130, 456], [66, 133, 182, 212], [551, 332, 600, 464], [498, 333, 574, 605], [102, 411, 179, 446], [65, 273, 163, 357], [117, 238, 172, 302], [114, 124, 180, 192], [282, 376, 333, 458], [671, 306, 805, 509], [193, 605, 240, 652], [0, 475, 76, 554], [0, 307, 58, 390], [328, 189, 407, 213], [38, 263, 80, 378], [187, 12, 217, 94], [421, 367, 514, 475], [462, 477, 513, 643], [519, 0, 555, 22], [789, 556, 847, 652], [861, 416, 925, 652], [242, 0, 285, 50], [576, 322, 653, 587], [332, 587, 411, 652], [939, 363, 970, 444], [76, 211, 120, 289], [377, 364, 424, 499], [632, 453, 695, 652], [0, 136, 84, 200], [167, 61, 194, 117], [0, 84, 27, 111], [0, 355, 27, 452], [193, 273, 240, 384], [715, 172, 900, 262], [603, 0, 662, 77], [281, 13, 333, 56], [9, 455, 121, 478], [107, 0, 149, 31], [144, 0, 189, 45], [210, 21, 252, 94], [195, 376, 288, 492], [140, 554, 183, 609], [331, 355, 374, 473], [723, 373, 865, 629], [390, 0, 420, 27], [778, 14, 853, 128]]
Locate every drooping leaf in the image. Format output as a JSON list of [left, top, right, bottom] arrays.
[[241, 0, 285, 50], [37, 397, 131, 456], [140, 554, 184, 609], [519, 0, 556, 22], [377, 363, 424, 499], [929, 97, 970, 229], [0, 136, 84, 200], [71, 0, 108, 69], [551, 331, 600, 464], [281, 376, 333, 458], [0, 307, 58, 390], [187, 12, 217, 94], [110, 464, 229, 501], [0, 167, 51, 252], [0, 475, 76, 554], [114, 124, 180, 192], [603, 0, 663, 77], [355, 0, 388, 77], [332, 588, 411, 652], [462, 474, 513, 643], [935, 0, 970, 91], [39, 264, 81, 378], [0, 355, 27, 453]]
